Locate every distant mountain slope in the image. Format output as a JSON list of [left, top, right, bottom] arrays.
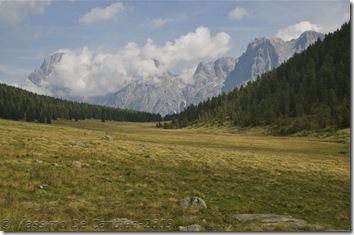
[[169, 22, 349, 134], [222, 31, 324, 93], [94, 72, 187, 115], [25, 55, 236, 116], [84, 57, 236, 116], [185, 57, 237, 106]]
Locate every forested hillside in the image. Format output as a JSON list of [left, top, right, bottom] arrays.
[[0, 84, 162, 123], [167, 22, 350, 134]]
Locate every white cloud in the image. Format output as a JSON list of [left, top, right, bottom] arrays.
[[0, 0, 51, 24], [150, 15, 185, 29], [228, 7, 251, 20], [151, 18, 174, 28], [276, 21, 321, 41], [36, 26, 230, 97], [79, 2, 125, 25]]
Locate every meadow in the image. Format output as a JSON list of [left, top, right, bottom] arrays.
[[0, 118, 350, 231]]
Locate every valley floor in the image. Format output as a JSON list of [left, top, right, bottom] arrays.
[[0, 119, 350, 231]]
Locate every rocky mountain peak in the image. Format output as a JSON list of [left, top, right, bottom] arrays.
[[222, 30, 324, 93], [40, 52, 64, 74]]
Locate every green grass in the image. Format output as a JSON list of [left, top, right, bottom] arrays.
[[0, 119, 350, 231]]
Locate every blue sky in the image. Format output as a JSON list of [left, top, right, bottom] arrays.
[[0, 0, 350, 86]]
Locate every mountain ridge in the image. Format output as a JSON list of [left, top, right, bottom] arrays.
[[24, 31, 324, 116], [222, 30, 324, 93]]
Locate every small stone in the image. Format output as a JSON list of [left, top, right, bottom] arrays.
[[76, 142, 87, 147], [39, 185, 44, 189], [35, 160, 43, 164], [102, 135, 113, 141], [52, 163, 60, 167], [178, 224, 201, 231], [71, 161, 81, 168]]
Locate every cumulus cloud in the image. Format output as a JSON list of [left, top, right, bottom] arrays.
[[37, 26, 230, 97], [0, 0, 51, 24], [228, 7, 251, 20], [276, 21, 321, 41], [79, 2, 125, 25]]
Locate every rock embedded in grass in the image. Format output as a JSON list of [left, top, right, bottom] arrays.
[[102, 135, 113, 141], [178, 224, 201, 231], [180, 197, 207, 209], [234, 214, 323, 231], [76, 141, 88, 147], [71, 161, 82, 168]]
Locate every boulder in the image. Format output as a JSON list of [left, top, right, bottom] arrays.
[[180, 197, 207, 209]]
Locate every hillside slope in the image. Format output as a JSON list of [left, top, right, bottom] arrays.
[[168, 22, 350, 134], [0, 83, 162, 123]]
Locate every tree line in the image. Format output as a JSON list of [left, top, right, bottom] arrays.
[[0, 84, 162, 124], [164, 22, 350, 134]]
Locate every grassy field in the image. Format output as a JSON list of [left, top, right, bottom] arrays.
[[0, 118, 350, 231]]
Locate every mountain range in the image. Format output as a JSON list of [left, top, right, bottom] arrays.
[[24, 31, 324, 116]]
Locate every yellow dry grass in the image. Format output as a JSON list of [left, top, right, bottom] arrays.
[[0, 118, 350, 231]]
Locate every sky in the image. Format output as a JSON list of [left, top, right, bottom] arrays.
[[0, 0, 350, 95]]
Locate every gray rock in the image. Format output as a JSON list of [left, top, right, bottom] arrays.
[[286, 219, 308, 229], [178, 224, 201, 231], [234, 214, 323, 231], [76, 141, 87, 147], [102, 135, 113, 141], [52, 163, 60, 167], [35, 159, 43, 164], [234, 214, 291, 222], [71, 161, 81, 168], [180, 197, 207, 209]]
